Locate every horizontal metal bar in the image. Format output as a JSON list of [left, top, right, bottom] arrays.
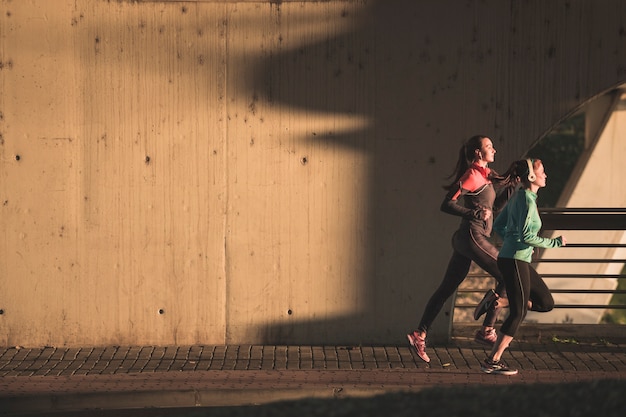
[[550, 289, 626, 294], [535, 259, 626, 263], [539, 274, 626, 279], [554, 305, 626, 309], [457, 289, 626, 294], [540, 213, 626, 230], [466, 274, 626, 279], [560, 243, 626, 248], [456, 304, 626, 309], [540, 208, 626, 213]]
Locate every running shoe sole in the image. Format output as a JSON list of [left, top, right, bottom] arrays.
[[481, 361, 518, 376]]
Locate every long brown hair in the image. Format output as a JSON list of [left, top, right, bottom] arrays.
[[444, 135, 523, 191], [444, 135, 488, 190], [492, 159, 533, 189]]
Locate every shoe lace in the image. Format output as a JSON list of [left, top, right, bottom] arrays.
[[494, 360, 510, 369], [485, 358, 504, 367]]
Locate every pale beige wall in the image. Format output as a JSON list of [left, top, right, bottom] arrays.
[[532, 91, 626, 324], [1, 0, 625, 347]]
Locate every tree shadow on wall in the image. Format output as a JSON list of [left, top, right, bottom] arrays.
[[249, 1, 467, 345]]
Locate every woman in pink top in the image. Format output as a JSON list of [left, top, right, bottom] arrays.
[[407, 135, 519, 363]]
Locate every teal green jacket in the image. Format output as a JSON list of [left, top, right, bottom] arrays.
[[493, 188, 563, 263]]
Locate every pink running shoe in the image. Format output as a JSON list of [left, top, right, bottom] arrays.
[[474, 328, 498, 346], [407, 332, 430, 363]]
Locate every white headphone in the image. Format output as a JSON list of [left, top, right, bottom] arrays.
[[526, 159, 536, 182]]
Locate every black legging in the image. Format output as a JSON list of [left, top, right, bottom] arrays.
[[418, 228, 506, 332], [497, 257, 554, 337]]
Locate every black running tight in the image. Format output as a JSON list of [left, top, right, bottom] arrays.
[[497, 257, 554, 337], [418, 229, 506, 333]]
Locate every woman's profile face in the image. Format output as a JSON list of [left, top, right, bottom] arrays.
[[533, 162, 547, 188], [478, 138, 496, 163]]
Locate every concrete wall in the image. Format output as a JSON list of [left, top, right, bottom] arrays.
[[531, 91, 626, 324], [1, 0, 625, 347]]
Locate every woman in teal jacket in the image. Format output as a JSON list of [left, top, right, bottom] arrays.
[[482, 159, 567, 375]]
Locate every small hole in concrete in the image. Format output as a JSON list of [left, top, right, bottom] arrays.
[[158, 309, 165, 315]]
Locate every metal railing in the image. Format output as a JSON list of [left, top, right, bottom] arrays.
[[454, 208, 626, 317]]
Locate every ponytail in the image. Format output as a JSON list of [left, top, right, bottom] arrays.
[[444, 135, 487, 190]]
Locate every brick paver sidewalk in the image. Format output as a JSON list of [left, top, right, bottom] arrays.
[[1, 335, 625, 415]]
